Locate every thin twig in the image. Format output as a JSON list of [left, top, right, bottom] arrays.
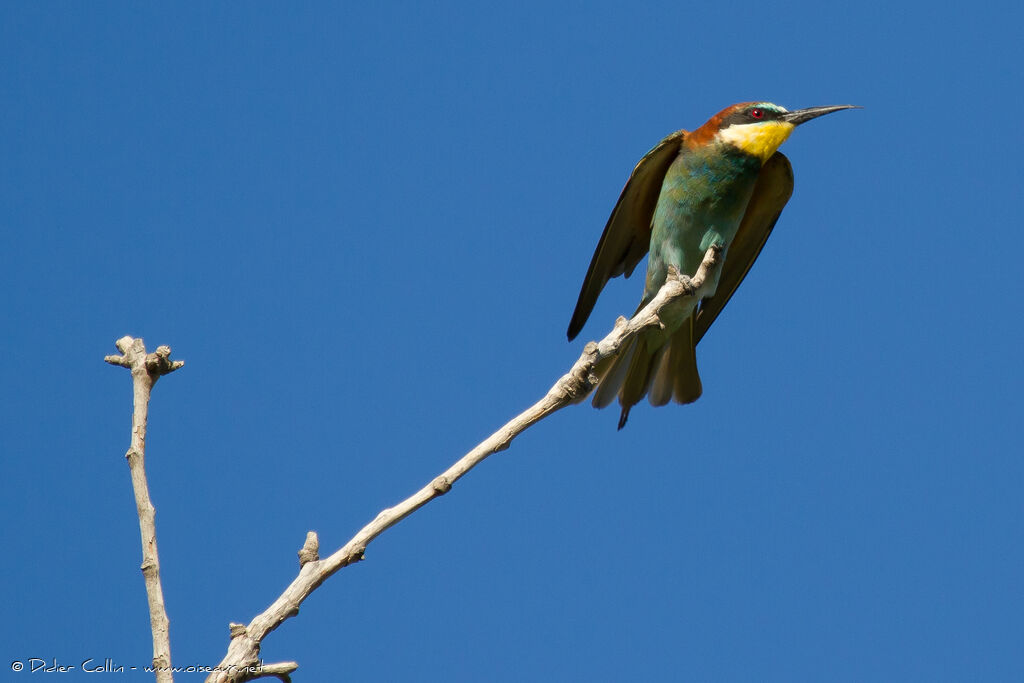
[[204, 244, 723, 682], [106, 336, 184, 683]]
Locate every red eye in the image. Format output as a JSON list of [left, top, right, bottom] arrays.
[[750, 108, 764, 120]]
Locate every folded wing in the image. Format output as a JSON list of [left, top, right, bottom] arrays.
[[694, 151, 794, 342], [567, 129, 688, 341]]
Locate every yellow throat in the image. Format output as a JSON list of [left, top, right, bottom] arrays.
[[717, 120, 796, 162]]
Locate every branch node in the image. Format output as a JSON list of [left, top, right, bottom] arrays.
[[431, 476, 452, 494], [298, 532, 320, 566], [229, 623, 249, 638], [146, 345, 185, 376], [347, 545, 367, 565], [105, 336, 184, 378]]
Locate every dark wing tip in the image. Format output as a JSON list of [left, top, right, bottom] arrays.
[[567, 302, 590, 341]]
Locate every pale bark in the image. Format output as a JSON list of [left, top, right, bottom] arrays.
[[203, 244, 723, 683], [105, 337, 185, 683]]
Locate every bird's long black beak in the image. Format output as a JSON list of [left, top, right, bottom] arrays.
[[782, 105, 860, 125]]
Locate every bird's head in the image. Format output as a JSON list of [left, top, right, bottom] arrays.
[[687, 102, 858, 162]]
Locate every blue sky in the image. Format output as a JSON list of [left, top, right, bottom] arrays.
[[2, 2, 1022, 681]]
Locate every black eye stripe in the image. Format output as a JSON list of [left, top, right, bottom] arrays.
[[720, 106, 782, 129]]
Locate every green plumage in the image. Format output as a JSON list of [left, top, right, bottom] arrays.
[[569, 101, 856, 428], [587, 144, 776, 428], [568, 101, 856, 427]]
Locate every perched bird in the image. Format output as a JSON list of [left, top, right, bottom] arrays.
[[567, 102, 857, 428]]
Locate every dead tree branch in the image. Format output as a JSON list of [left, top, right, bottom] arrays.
[[204, 244, 723, 682], [105, 336, 184, 683]]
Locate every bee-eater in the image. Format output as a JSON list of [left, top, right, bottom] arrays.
[[567, 102, 857, 428]]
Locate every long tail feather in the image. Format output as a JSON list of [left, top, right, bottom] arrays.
[[594, 313, 703, 428], [672, 316, 702, 404]]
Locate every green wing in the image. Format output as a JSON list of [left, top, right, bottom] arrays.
[[694, 151, 794, 343], [567, 129, 687, 341]]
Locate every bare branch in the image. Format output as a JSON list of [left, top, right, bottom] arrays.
[[204, 244, 723, 682], [255, 662, 299, 682], [106, 336, 184, 683]]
